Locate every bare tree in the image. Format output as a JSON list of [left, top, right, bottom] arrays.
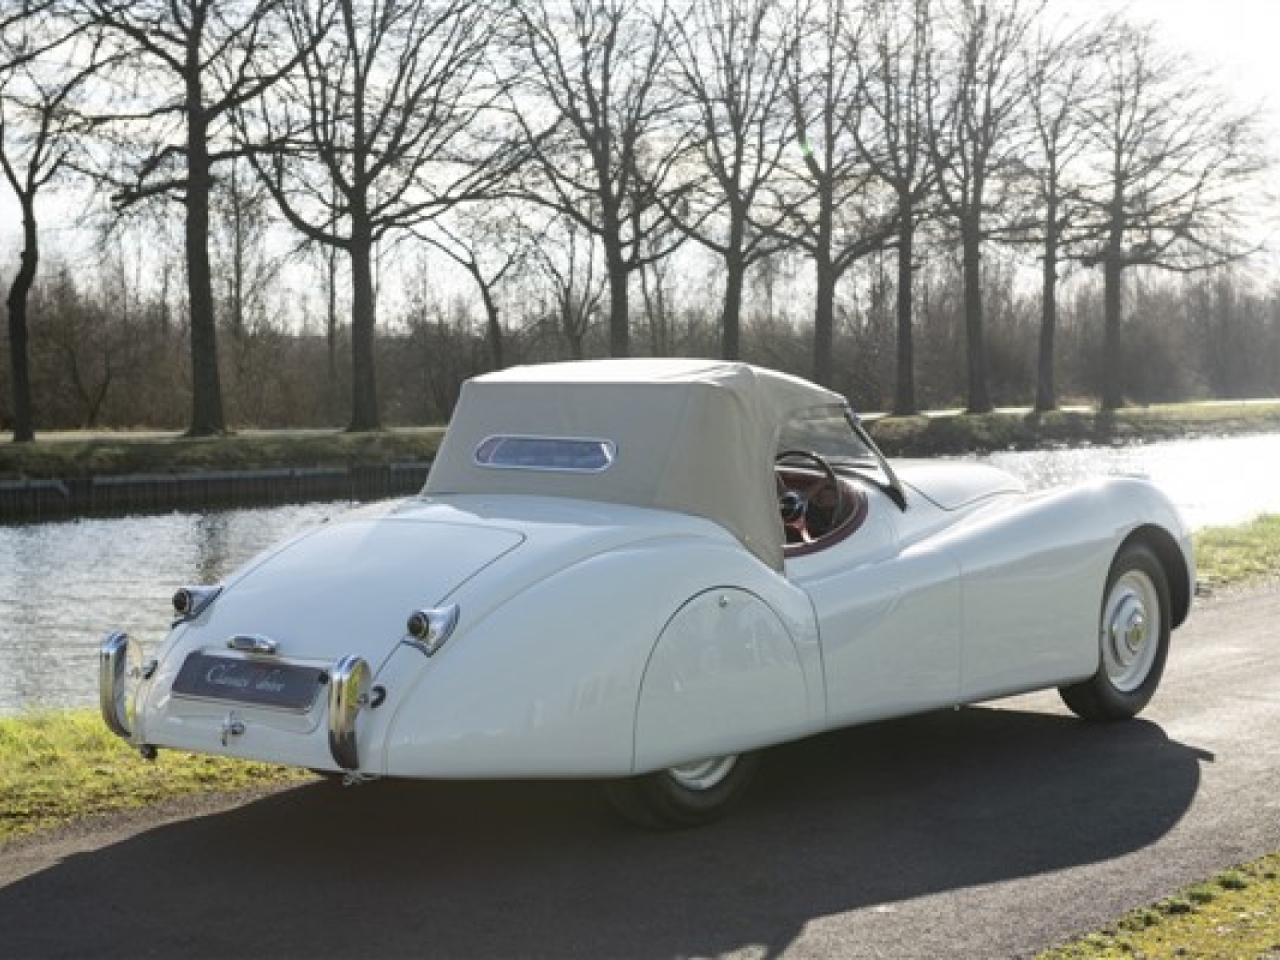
[[1, 1, 72, 72], [853, 0, 936, 413], [667, 0, 790, 361], [530, 214, 607, 361], [503, 0, 685, 359], [774, 0, 897, 388], [415, 203, 535, 371], [82, 0, 304, 436], [1021, 19, 1091, 412], [210, 157, 288, 422], [926, 0, 1039, 412], [1074, 17, 1267, 410], [1, 8, 106, 441], [246, 0, 507, 431]]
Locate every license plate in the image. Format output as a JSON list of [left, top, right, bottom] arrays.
[[172, 652, 326, 712]]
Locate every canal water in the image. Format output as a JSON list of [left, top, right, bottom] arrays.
[[3, 433, 1280, 716]]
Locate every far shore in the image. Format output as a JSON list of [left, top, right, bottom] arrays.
[[3, 399, 1280, 486]]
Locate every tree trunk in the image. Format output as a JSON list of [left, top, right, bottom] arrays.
[[348, 227, 380, 431], [184, 101, 226, 437], [326, 244, 340, 422], [1035, 204, 1059, 413], [1101, 244, 1124, 411], [812, 253, 837, 388], [720, 255, 746, 362], [479, 280, 504, 370], [6, 197, 37, 442], [892, 204, 917, 415], [960, 213, 991, 413], [606, 244, 630, 358]]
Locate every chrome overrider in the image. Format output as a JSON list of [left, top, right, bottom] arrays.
[[99, 631, 134, 738], [327, 654, 372, 772]]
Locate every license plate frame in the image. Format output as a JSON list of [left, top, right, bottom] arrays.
[[172, 651, 326, 712]]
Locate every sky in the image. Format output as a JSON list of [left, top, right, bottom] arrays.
[[1080, 0, 1280, 133], [4, 0, 1280, 270]]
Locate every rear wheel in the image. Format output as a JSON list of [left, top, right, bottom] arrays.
[[1060, 543, 1171, 721], [604, 752, 760, 829]]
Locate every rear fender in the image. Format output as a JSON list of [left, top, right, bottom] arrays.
[[377, 537, 814, 778], [633, 586, 814, 774]]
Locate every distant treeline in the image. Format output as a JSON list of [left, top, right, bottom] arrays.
[[2, 252, 1277, 431]]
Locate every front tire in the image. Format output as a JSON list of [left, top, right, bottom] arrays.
[[1060, 542, 1171, 721], [604, 753, 760, 829]]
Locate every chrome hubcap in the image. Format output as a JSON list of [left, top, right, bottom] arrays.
[[667, 755, 738, 792], [1102, 570, 1160, 693]]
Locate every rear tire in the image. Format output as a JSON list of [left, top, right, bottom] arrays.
[[604, 752, 760, 829], [1060, 542, 1171, 721]]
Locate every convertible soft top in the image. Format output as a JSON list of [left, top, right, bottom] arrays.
[[424, 358, 847, 569]]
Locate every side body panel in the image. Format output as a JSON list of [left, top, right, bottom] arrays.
[[790, 486, 964, 725], [939, 487, 1114, 701], [796, 470, 1193, 725]]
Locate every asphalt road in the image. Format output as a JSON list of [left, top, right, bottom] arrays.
[[3, 584, 1278, 960]]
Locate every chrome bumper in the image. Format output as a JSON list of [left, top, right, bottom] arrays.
[[101, 631, 373, 774]]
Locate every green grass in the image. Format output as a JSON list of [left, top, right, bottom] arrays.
[[1037, 856, 1280, 959], [0, 711, 311, 842], [1194, 514, 1280, 590]]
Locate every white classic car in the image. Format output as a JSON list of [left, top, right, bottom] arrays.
[[100, 359, 1194, 827]]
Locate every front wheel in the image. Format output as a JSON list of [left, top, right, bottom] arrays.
[[1059, 542, 1171, 721], [604, 752, 760, 829]]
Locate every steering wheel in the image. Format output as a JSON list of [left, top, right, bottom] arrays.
[[774, 450, 845, 545]]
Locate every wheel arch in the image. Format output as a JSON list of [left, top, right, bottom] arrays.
[[1121, 524, 1191, 629]]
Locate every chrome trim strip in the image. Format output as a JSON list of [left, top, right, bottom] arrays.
[[327, 655, 371, 772], [472, 434, 617, 473], [99, 631, 132, 739], [226, 634, 279, 655]]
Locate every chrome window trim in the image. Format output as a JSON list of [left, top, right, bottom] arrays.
[[473, 434, 617, 473]]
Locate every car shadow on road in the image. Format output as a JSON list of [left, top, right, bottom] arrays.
[[0, 705, 1207, 960]]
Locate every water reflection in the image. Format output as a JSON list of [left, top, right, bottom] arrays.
[[4, 432, 1280, 715], [975, 432, 1280, 530], [0, 503, 348, 715]]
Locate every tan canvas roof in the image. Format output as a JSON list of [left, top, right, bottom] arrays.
[[424, 358, 847, 569]]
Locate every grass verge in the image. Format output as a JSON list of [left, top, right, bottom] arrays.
[[0, 711, 311, 843], [1037, 858, 1280, 959], [1193, 514, 1280, 591]]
